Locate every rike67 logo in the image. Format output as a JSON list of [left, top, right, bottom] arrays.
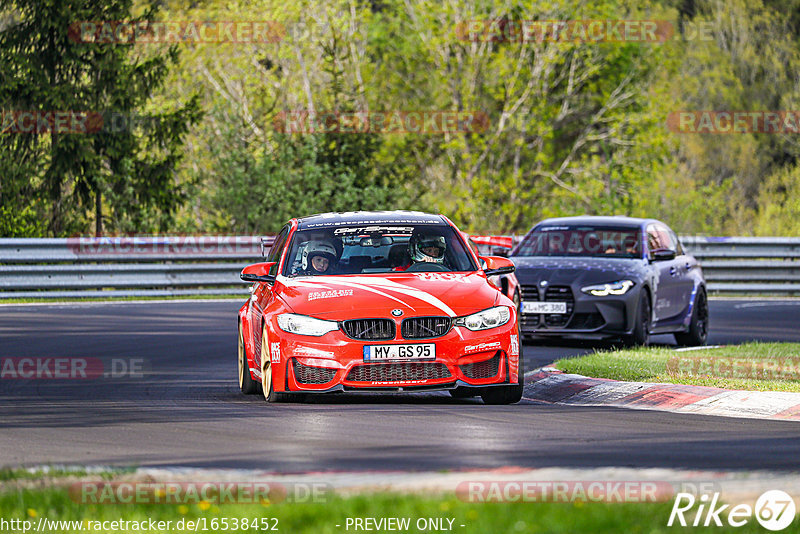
[[668, 490, 796, 531]]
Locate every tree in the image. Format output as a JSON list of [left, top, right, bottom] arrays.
[[0, 0, 201, 236], [366, 0, 672, 233], [166, 0, 417, 234]]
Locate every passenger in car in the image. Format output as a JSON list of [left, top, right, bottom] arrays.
[[300, 241, 339, 275]]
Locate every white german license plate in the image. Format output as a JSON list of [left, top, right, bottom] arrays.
[[523, 301, 567, 314], [363, 344, 436, 361]]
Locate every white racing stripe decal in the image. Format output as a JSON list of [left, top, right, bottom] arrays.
[[317, 280, 415, 310], [323, 276, 458, 316], [279, 275, 462, 316], [278, 275, 413, 309], [277, 278, 334, 291], [374, 281, 457, 316]]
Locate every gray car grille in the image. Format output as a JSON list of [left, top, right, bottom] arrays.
[[401, 317, 452, 339], [292, 359, 338, 384], [341, 318, 396, 341], [460, 351, 501, 379], [346, 362, 451, 382]]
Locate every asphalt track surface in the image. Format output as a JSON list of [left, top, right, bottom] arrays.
[[1, 299, 800, 472]]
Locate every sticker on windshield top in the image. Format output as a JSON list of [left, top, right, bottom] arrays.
[[334, 226, 414, 235], [306, 219, 439, 228]]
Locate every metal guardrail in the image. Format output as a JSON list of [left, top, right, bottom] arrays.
[[680, 236, 800, 295], [0, 235, 798, 298], [0, 236, 272, 299]]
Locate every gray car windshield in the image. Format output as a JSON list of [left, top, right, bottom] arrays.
[[283, 224, 476, 276], [513, 226, 643, 258]]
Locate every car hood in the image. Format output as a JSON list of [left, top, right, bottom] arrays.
[[275, 272, 499, 319], [510, 256, 648, 287]]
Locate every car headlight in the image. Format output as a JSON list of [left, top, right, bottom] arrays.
[[581, 280, 635, 296], [276, 313, 340, 336], [454, 306, 511, 331]]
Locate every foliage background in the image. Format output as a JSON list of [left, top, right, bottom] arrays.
[[1, 0, 799, 236]]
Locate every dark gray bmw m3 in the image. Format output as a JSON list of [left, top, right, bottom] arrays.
[[510, 216, 708, 346]]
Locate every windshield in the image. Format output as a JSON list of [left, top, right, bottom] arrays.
[[283, 224, 477, 276], [512, 225, 643, 259]]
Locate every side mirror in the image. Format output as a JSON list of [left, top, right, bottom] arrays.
[[651, 249, 676, 262], [240, 262, 277, 283], [479, 256, 515, 276]]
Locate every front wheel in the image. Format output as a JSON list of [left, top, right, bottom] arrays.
[[624, 290, 651, 347], [481, 333, 524, 405], [238, 321, 259, 395], [674, 288, 709, 346]]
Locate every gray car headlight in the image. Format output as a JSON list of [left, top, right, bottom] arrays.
[[454, 306, 511, 331], [277, 313, 339, 336], [581, 280, 635, 296]]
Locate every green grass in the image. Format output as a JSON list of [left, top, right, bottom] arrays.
[[0, 467, 135, 482], [554, 342, 800, 392], [0, 485, 788, 533]]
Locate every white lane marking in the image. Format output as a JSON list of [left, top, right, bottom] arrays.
[[677, 390, 800, 417], [735, 301, 800, 309], [674, 345, 722, 352]]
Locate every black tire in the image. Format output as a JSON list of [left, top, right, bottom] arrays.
[[238, 321, 259, 395], [674, 288, 709, 347], [481, 326, 524, 405], [449, 387, 477, 399], [512, 289, 521, 313], [625, 290, 651, 347]]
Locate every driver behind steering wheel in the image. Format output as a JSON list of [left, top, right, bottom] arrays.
[[394, 231, 447, 271]]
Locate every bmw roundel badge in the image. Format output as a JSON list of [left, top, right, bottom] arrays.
[[391, 309, 404, 317]]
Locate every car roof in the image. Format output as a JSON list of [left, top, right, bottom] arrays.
[[533, 215, 660, 229], [296, 211, 447, 229]]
